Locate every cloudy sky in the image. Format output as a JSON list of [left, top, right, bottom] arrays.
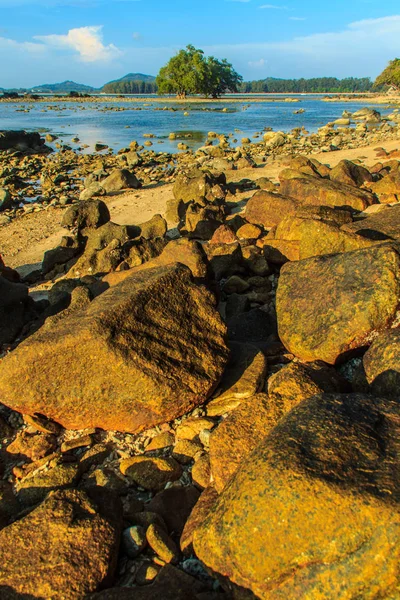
[[1, 0, 400, 87]]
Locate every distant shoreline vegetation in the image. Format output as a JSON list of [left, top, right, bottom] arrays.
[[0, 77, 388, 98], [239, 77, 376, 94]]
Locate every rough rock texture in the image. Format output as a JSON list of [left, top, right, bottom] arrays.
[[0, 264, 228, 432], [245, 190, 298, 228], [209, 393, 283, 492], [0, 489, 121, 599], [101, 169, 141, 193], [180, 487, 219, 556], [173, 169, 226, 206], [61, 200, 110, 231], [267, 361, 347, 403], [329, 159, 373, 188], [363, 329, 400, 397], [274, 215, 375, 260], [194, 394, 400, 599], [207, 343, 267, 417], [67, 221, 134, 277], [280, 174, 375, 212], [342, 205, 400, 241], [276, 244, 400, 364], [103, 238, 209, 286]]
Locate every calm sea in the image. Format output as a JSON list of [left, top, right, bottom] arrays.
[[0, 96, 394, 154]]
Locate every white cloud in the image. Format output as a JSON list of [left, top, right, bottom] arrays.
[[203, 15, 400, 78], [35, 26, 122, 62], [0, 36, 45, 54], [289, 17, 306, 21]]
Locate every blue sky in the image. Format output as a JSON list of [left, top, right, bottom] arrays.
[[1, 0, 400, 87]]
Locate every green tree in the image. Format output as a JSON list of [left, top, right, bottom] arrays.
[[156, 45, 206, 99], [375, 59, 400, 91], [202, 56, 242, 98], [156, 45, 242, 98]]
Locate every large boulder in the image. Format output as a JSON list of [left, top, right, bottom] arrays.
[[67, 221, 135, 277], [0, 130, 48, 152], [276, 243, 400, 364], [0, 489, 121, 599], [61, 200, 110, 231], [173, 169, 226, 206], [0, 264, 228, 432], [101, 169, 141, 193], [194, 393, 400, 599], [245, 190, 298, 228], [280, 173, 376, 212], [369, 171, 400, 203], [274, 215, 375, 259], [329, 159, 373, 188]]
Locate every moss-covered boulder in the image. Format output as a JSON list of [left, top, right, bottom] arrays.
[[194, 393, 400, 599], [276, 244, 400, 364]]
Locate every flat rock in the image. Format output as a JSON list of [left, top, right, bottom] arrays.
[[245, 190, 298, 228], [280, 173, 375, 212], [276, 244, 400, 364], [194, 394, 400, 598], [342, 205, 400, 241], [0, 489, 121, 599], [0, 264, 228, 432], [120, 456, 182, 491]]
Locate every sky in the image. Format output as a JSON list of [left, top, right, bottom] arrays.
[[1, 0, 400, 88]]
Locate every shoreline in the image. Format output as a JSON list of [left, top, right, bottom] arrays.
[[2, 133, 400, 270], [1, 92, 400, 105]]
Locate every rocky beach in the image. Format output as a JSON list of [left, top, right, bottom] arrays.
[[2, 99, 400, 598]]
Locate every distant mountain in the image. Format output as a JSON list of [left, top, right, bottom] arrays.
[[103, 73, 156, 86], [30, 80, 96, 93], [102, 73, 157, 94]]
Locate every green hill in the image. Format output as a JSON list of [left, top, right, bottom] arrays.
[[102, 73, 157, 94], [30, 80, 96, 93]]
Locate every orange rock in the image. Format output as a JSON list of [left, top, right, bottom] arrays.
[[0, 264, 228, 432]]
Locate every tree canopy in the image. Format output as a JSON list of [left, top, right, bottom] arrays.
[[374, 59, 400, 91], [156, 45, 242, 99]]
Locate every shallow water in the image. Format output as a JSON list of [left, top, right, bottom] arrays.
[[0, 96, 394, 154]]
